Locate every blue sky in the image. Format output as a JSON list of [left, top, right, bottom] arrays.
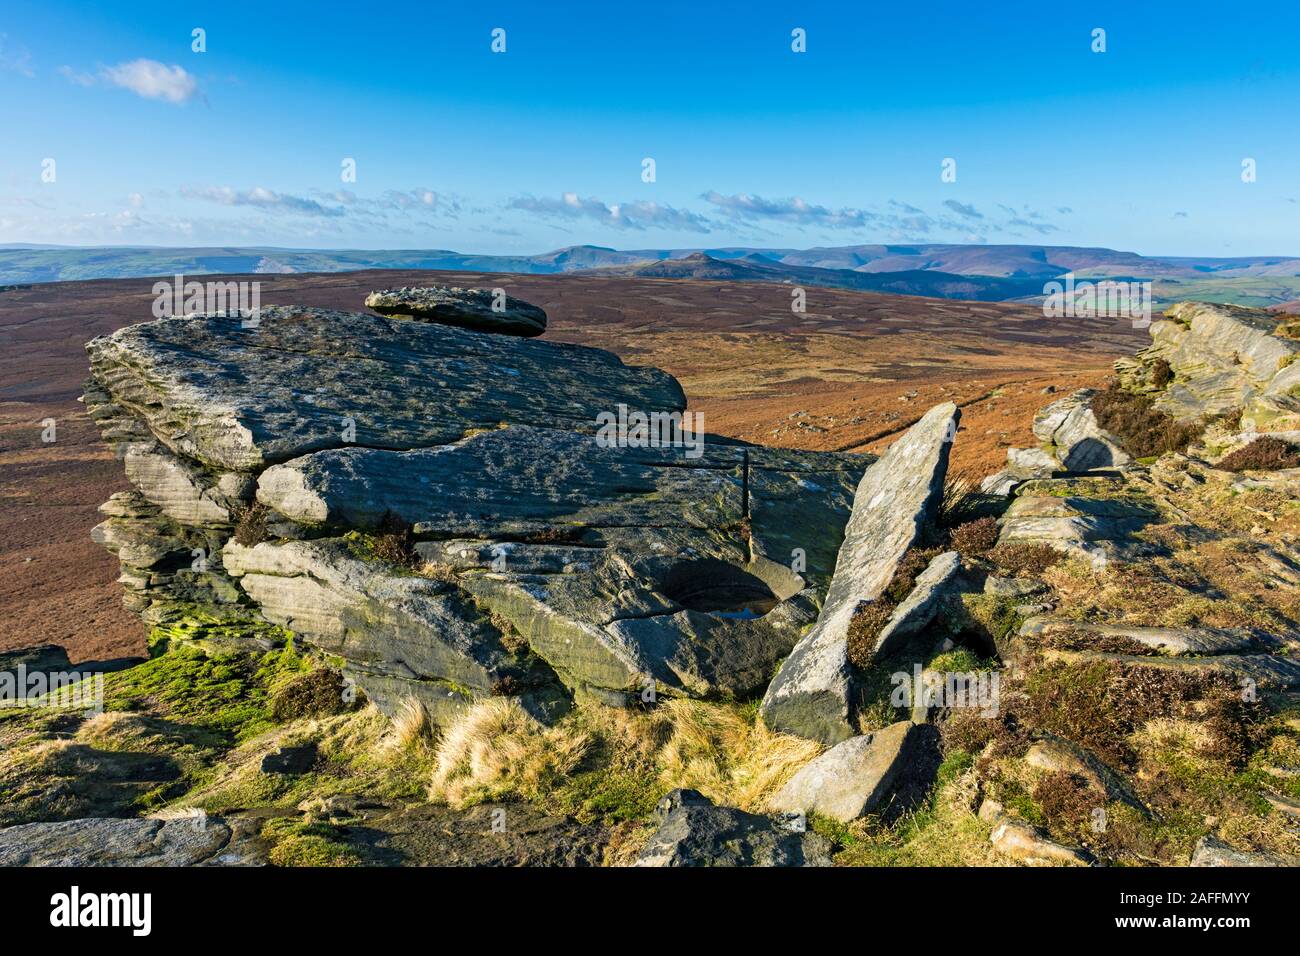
[[2, 0, 1298, 256]]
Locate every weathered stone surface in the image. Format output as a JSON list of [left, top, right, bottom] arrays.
[[871, 551, 963, 660], [1190, 835, 1291, 867], [86, 306, 684, 471], [344, 802, 608, 866], [365, 286, 547, 337], [1032, 389, 1131, 471], [997, 482, 1160, 560], [1117, 302, 1300, 425], [988, 819, 1094, 867], [222, 538, 570, 720], [122, 441, 243, 525], [247, 427, 866, 704], [761, 402, 958, 743], [981, 446, 1057, 495], [769, 721, 926, 822], [985, 390, 1130, 495], [1041, 648, 1300, 689], [256, 426, 745, 533], [0, 817, 248, 866], [634, 789, 831, 867], [1060, 623, 1259, 656], [91, 490, 260, 628]]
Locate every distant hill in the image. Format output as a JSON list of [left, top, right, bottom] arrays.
[[3, 242, 1299, 306], [574, 251, 1049, 301]]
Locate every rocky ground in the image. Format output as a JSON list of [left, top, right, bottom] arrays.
[[8, 277, 1298, 868]]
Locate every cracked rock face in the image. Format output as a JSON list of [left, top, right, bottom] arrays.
[[85, 306, 681, 472], [365, 286, 548, 337], [84, 305, 872, 719], [1117, 302, 1300, 429], [244, 433, 867, 705]]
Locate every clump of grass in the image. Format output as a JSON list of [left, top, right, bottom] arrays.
[[1032, 769, 1105, 836], [652, 699, 821, 811], [1216, 436, 1300, 472], [1017, 659, 1241, 769], [429, 698, 590, 808], [231, 501, 270, 547], [261, 818, 363, 867], [938, 470, 1000, 529], [382, 696, 433, 755], [1091, 382, 1204, 458], [271, 668, 351, 722], [948, 517, 999, 556], [987, 541, 1064, 577]]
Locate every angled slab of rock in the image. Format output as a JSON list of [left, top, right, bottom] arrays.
[[634, 789, 831, 867], [1191, 835, 1292, 867], [1046, 622, 1259, 657], [871, 551, 963, 661], [761, 402, 958, 743], [997, 483, 1160, 560], [1041, 648, 1300, 690], [85, 307, 683, 471], [0, 817, 246, 867], [989, 818, 1094, 867], [981, 446, 1057, 496], [1032, 389, 1131, 471], [251, 428, 864, 702], [769, 721, 929, 822], [365, 286, 547, 337]]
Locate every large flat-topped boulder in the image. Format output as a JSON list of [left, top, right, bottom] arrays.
[[85, 306, 684, 472], [760, 402, 959, 743], [365, 286, 547, 337]]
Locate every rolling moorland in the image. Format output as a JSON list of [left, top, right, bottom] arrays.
[[5, 242, 1300, 309], [2, 271, 1299, 868]]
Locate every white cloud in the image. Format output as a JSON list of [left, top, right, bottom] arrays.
[[703, 191, 874, 229], [509, 192, 710, 232], [61, 59, 200, 103], [182, 185, 344, 217]]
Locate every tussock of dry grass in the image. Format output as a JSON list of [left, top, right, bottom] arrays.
[[652, 699, 821, 812], [380, 696, 432, 756], [429, 698, 590, 808], [423, 697, 821, 816]]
